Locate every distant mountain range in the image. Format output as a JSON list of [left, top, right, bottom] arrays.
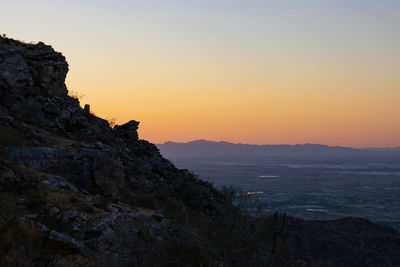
[[157, 140, 400, 162]]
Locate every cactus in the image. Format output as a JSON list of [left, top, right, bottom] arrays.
[[270, 211, 287, 255]]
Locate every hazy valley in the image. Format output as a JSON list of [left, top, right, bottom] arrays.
[[158, 140, 400, 230]]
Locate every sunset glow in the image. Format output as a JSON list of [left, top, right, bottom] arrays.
[[2, 0, 400, 147]]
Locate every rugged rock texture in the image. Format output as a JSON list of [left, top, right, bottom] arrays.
[[1, 36, 400, 266]]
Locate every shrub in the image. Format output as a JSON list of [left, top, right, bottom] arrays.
[[68, 90, 85, 101], [107, 118, 117, 128]]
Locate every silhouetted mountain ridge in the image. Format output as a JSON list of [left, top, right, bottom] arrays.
[[158, 140, 400, 162]]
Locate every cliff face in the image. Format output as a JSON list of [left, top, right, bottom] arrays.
[[0, 38, 67, 97], [0, 36, 400, 267], [0, 36, 231, 266]]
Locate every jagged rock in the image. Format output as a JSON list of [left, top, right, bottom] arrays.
[[0, 51, 35, 91], [1, 147, 125, 197], [49, 230, 84, 250], [48, 206, 61, 216], [113, 120, 139, 141], [25, 214, 39, 219], [0, 39, 68, 97], [94, 141, 112, 151], [49, 176, 78, 193]]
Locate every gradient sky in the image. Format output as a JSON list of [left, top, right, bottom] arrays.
[[2, 0, 400, 147]]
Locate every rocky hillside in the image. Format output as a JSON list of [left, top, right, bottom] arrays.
[[1, 36, 400, 266]]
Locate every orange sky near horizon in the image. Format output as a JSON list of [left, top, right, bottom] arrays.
[[65, 49, 400, 147], [2, 1, 400, 148]]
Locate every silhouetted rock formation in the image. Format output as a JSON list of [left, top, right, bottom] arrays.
[[113, 120, 140, 142], [1, 36, 399, 266]]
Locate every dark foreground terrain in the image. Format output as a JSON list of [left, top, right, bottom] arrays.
[[1, 36, 400, 266]]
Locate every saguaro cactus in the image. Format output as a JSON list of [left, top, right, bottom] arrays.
[[270, 211, 287, 255]]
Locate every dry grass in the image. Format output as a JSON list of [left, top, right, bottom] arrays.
[[0, 218, 77, 266], [137, 207, 156, 217]]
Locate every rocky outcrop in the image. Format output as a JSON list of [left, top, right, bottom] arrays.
[[0, 35, 235, 266], [0, 39, 68, 97], [0, 37, 111, 142], [113, 120, 139, 142], [1, 36, 400, 266], [1, 147, 125, 197]]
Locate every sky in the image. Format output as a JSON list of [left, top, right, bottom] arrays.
[[1, 0, 400, 147]]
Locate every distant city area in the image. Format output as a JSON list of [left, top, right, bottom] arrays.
[[158, 140, 400, 230]]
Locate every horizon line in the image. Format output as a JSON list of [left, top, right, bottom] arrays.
[[155, 139, 400, 150]]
